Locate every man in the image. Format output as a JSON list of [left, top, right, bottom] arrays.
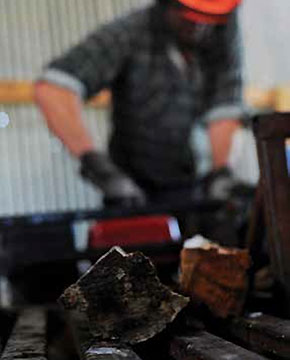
[[35, 0, 244, 206]]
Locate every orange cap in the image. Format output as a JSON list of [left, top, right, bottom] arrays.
[[179, 9, 228, 24], [177, 0, 242, 15]]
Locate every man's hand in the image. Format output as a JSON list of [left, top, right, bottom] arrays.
[[203, 167, 234, 200], [80, 151, 146, 207]]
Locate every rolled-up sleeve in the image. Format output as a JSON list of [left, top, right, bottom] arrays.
[[38, 19, 132, 100], [201, 12, 246, 124]]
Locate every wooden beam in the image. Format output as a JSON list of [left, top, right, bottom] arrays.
[[1, 308, 47, 360], [1, 80, 290, 111], [170, 333, 267, 360], [67, 311, 142, 360], [244, 86, 275, 110], [274, 86, 290, 112], [0, 80, 33, 104], [222, 314, 290, 359], [254, 113, 290, 310], [0, 80, 111, 108]]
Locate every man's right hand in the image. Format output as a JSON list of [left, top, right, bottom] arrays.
[[80, 151, 146, 207]]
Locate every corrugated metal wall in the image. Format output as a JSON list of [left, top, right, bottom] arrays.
[[0, 0, 150, 78], [0, 0, 150, 217], [240, 0, 290, 88]]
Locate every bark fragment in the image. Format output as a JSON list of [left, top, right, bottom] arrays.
[[59, 247, 189, 344]]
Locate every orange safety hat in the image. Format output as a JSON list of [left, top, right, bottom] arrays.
[[175, 0, 242, 24]]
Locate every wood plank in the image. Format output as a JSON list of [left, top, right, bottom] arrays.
[[224, 314, 290, 359], [244, 87, 275, 109], [253, 113, 290, 310], [274, 87, 290, 112], [0, 80, 284, 111], [0, 80, 111, 108], [170, 332, 267, 360], [1, 308, 47, 360], [0, 80, 33, 104]]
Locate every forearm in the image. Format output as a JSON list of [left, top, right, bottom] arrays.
[[209, 119, 241, 169], [34, 81, 95, 157]]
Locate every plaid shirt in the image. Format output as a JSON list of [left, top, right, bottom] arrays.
[[40, 5, 244, 190]]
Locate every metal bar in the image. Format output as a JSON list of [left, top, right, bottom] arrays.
[[170, 332, 267, 360], [0, 199, 223, 229], [2, 242, 181, 277], [0, 308, 47, 360]]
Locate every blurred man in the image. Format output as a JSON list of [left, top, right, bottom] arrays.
[[35, 0, 244, 206]]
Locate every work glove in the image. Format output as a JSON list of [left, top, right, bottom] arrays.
[[203, 167, 234, 201], [80, 151, 146, 207]]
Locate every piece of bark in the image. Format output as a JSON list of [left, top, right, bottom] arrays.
[[59, 247, 189, 344], [179, 236, 250, 318]]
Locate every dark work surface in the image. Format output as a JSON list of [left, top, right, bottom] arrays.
[[0, 199, 223, 229]]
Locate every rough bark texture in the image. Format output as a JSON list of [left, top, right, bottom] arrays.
[[180, 241, 250, 318], [59, 247, 189, 344]]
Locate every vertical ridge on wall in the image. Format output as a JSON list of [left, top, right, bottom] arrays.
[[0, 0, 151, 217]]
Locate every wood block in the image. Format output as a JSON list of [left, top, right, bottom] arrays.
[[179, 236, 250, 318]]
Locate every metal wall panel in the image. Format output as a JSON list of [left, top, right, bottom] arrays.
[[240, 0, 290, 88], [0, 105, 111, 216], [0, 0, 151, 217]]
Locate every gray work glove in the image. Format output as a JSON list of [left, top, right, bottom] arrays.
[[80, 151, 146, 207], [203, 167, 234, 201]]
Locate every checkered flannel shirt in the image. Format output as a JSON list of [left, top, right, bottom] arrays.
[[39, 4, 245, 188], [40, 4, 244, 125]]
